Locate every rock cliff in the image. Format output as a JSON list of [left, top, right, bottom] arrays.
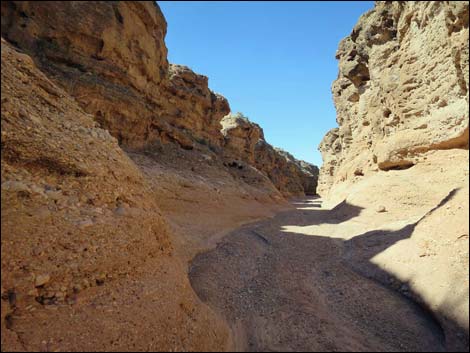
[[318, 1, 469, 196], [222, 113, 319, 196], [1, 0, 317, 197], [317, 1, 469, 349], [0, 1, 230, 151]]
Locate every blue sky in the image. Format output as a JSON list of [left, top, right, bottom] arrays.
[[159, 1, 374, 166]]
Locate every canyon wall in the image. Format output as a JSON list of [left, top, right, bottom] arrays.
[[221, 113, 319, 196], [1, 38, 232, 351], [1, 0, 317, 197], [0, 1, 318, 350], [318, 1, 469, 197], [317, 1, 469, 348]]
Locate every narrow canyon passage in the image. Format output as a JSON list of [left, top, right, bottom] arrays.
[[1, 1, 468, 352], [189, 198, 446, 352]]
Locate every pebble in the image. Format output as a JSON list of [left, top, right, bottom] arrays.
[[45, 190, 62, 200], [376, 205, 387, 213], [30, 185, 45, 195], [35, 274, 51, 287], [114, 205, 128, 216], [2, 180, 30, 192], [75, 218, 94, 228], [31, 246, 44, 256]]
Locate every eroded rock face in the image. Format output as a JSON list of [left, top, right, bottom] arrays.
[[273, 148, 319, 195], [0, 1, 230, 151], [166, 64, 230, 150], [1, 1, 317, 196], [1, 39, 230, 351], [222, 113, 319, 196], [318, 1, 469, 196], [221, 112, 265, 164]]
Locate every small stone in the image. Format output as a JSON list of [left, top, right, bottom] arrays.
[[30, 185, 45, 195], [376, 205, 387, 213], [35, 274, 51, 287], [45, 190, 62, 200], [2, 181, 30, 193], [55, 291, 65, 300], [76, 219, 94, 228], [114, 206, 127, 216], [95, 273, 106, 286], [354, 169, 364, 176]]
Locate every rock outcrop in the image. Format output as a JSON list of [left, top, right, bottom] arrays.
[[317, 2, 469, 350], [272, 148, 319, 195], [166, 64, 230, 150], [318, 1, 469, 197], [0, 1, 229, 152], [0, 1, 317, 197], [222, 113, 319, 196]]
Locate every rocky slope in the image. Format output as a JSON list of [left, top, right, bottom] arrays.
[[1, 39, 233, 351], [318, 1, 469, 196], [0, 0, 316, 197]]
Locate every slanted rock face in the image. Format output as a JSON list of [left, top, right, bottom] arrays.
[[1, 1, 168, 147], [0, 1, 229, 151], [221, 112, 264, 164], [275, 149, 319, 195], [318, 1, 469, 197], [166, 64, 230, 150], [222, 113, 319, 196]]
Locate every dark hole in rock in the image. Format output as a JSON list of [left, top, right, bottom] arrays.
[[381, 161, 415, 171]]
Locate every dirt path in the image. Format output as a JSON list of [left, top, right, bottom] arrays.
[[189, 197, 446, 352]]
